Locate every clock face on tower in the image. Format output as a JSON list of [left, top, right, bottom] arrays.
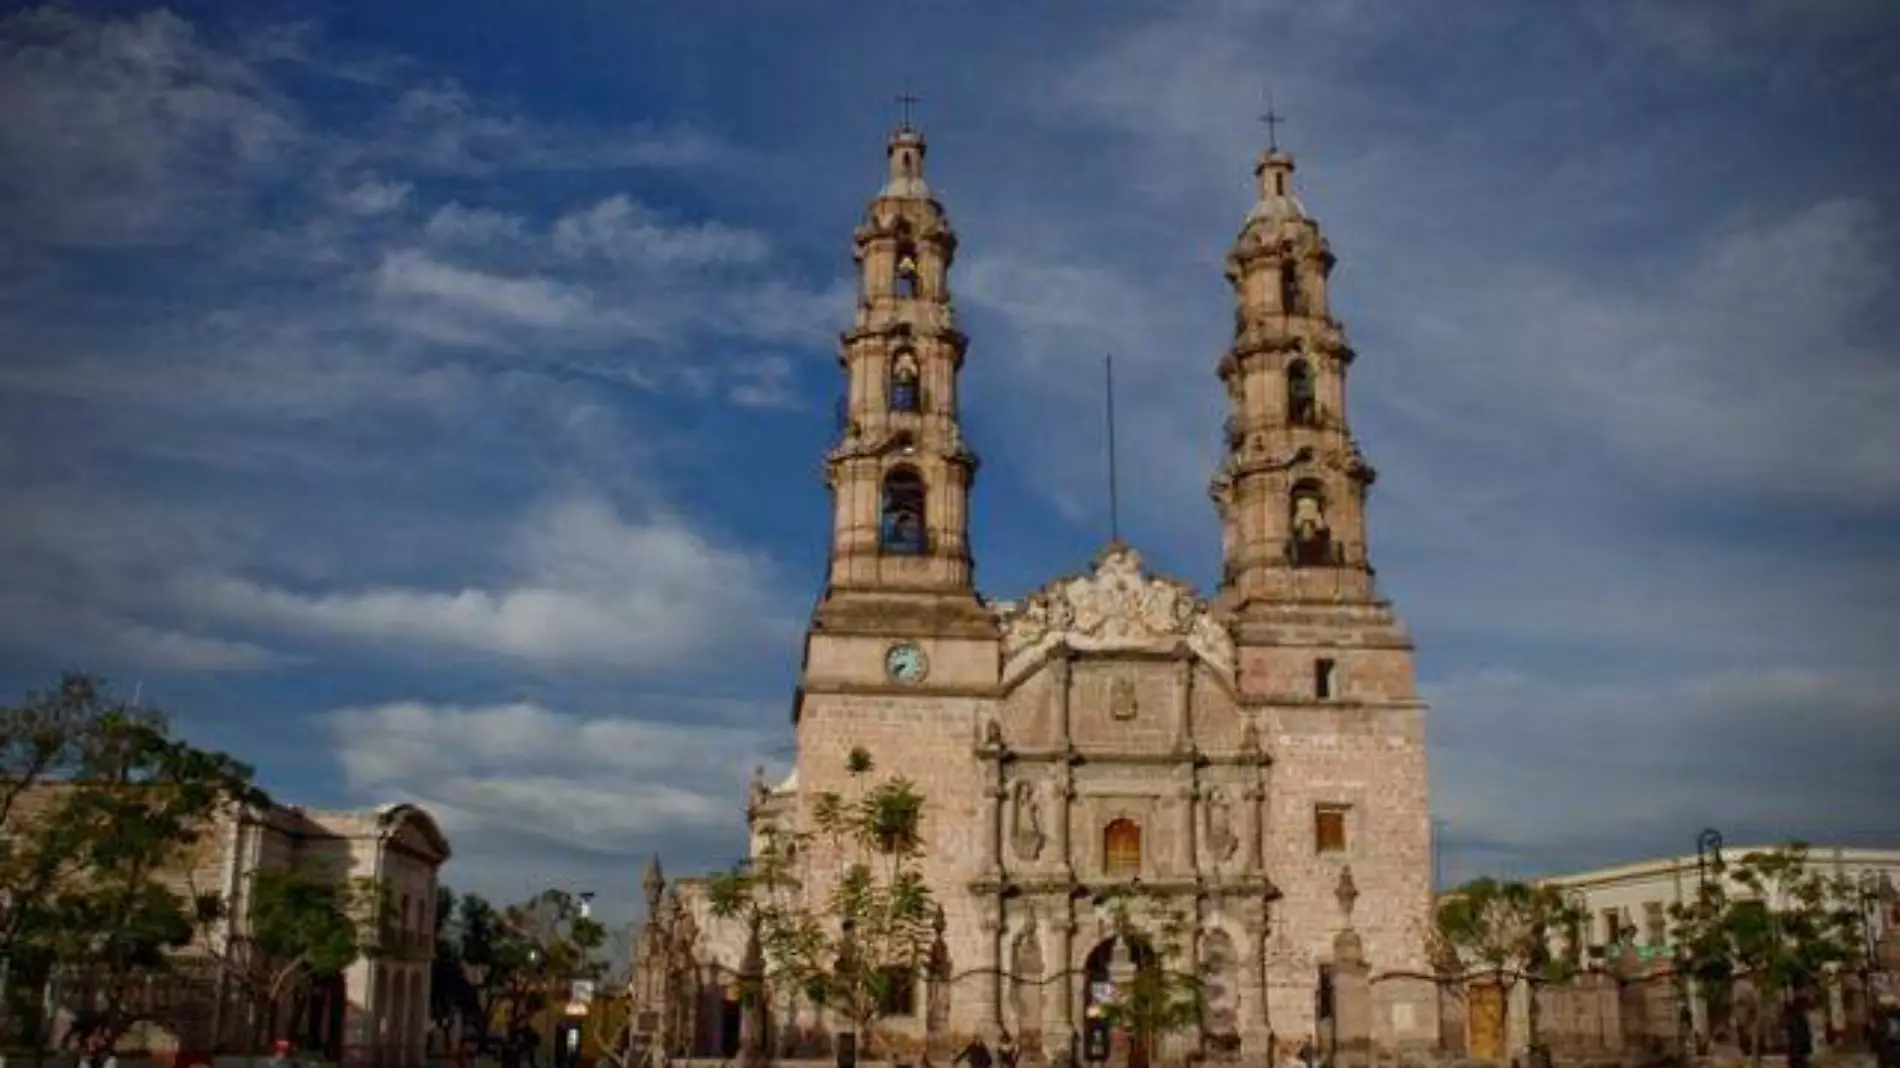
[[885, 642, 928, 684]]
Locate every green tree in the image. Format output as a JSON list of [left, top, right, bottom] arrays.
[[431, 886, 480, 1047], [1088, 884, 1205, 1054], [1668, 843, 1864, 1066], [462, 889, 608, 1049], [236, 869, 385, 1049], [0, 674, 267, 1045], [707, 747, 937, 1060], [1434, 878, 1584, 1059]]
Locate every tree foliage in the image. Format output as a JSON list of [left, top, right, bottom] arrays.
[[1668, 843, 1865, 1064], [707, 747, 937, 1057], [0, 672, 268, 1044], [1088, 885, 1205, 1044], [435, 888, 607, 1051], [1434, 877, 1585, 1054]]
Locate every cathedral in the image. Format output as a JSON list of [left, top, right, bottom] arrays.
[[634, 116, 1438, 1066]]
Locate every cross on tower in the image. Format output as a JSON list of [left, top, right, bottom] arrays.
[[1259, 92, 1286, 153], [896, 92, 922, 131]]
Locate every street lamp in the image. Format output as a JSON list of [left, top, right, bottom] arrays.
[[1696, 829, 1724, 891]]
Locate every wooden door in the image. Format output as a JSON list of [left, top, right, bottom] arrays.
[[1469, 981, 1507, 1062]]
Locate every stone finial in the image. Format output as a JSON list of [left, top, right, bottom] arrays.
[[1335, 865, 1359, 924], [642, 855, 665, 910], [1240, 721, 1261, 756]]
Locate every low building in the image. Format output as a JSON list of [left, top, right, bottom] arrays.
[[14, 792, 451, 1067], [1539, 844, 1900, 964], [1441, 844, 1900, 1062]]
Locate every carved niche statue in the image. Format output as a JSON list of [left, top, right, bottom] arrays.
[[1011, 780, 1046, 862], [1204, 788, 1238, 862], [1108, 675, 1139, 721]]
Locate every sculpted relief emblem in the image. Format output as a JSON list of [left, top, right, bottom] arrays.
[[1108, 676, 1139, 721], [991, 546, 1236, 686]]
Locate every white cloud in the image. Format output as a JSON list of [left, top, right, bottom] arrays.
[[375, 248, 602, 332], [551, 194, 771, 268], [329, 698, 782, 915], [338, 178, 411, 215], [424, 202, 529, 247], [727, 355, 800, 409], [365, 83, 731, 176], [0, 6, 301, 245], [191, 495, 796, 671], [1428, 664, 1900, 878]]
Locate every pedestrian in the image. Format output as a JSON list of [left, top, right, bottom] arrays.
[[1873, 994, 1900, 1068], [79, 1031, 117, 1068], [953, 1036, 993, 1068], [1786, 996, 1813, 1068], [997, 1032, 1019, 1068]]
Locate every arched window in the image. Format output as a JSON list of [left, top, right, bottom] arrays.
[[881, 467, 927, 555], [890, 351, 921, 413], [1286, 359, 1317, 426], [1103, 819, 1141, 878], [1289, 479, 1332, 567], [895, 243, 920, 298], [1279, 260, 1301, 316]]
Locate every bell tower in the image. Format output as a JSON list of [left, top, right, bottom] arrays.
[[815, 117, 988, 634], [1211, 143, 1378, 611]]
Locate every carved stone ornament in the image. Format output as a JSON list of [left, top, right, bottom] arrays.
[[1011, 779, 1046, 862], [992, 545, 1236, 686], [1335, 865, 1359, 923], [979, 717, 1005, 752], [1108, 675, 1139, 721]]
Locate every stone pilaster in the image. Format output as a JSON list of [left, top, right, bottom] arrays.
[[1054, 651, 1073, 744], [1176, 783, 1198, 877], [1044, 911, 1077, 1062], [979, 908, 1005, 1037], [1241, 905, 1272, 1057], [1054, 764, 1074, 878], [1242, 781, 1264, 874], [985, 781, 1006, 880], [1171, 655, 1193, 753]]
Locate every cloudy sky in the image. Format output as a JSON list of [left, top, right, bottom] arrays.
[[3, 0, 1897, 929]]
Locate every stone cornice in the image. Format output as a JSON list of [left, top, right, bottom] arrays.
[[803, 678, 998, 700], [970, 873, 1281, 901], [995, 744, 1270, 769]]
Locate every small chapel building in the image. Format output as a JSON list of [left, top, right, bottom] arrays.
[[634, 116, 1439, 1065]]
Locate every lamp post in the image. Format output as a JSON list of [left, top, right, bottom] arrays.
[[1696, 829, 1724, 892], [1690, 828, 1723, 1052]]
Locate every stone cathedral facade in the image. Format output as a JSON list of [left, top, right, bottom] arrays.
[[645, 119, 1438, 1064]]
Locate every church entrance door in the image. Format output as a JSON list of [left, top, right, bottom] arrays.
[[1083, 937, 1158, 1068]]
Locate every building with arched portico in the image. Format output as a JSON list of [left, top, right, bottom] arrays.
[[635, 114, 1438, 1066]]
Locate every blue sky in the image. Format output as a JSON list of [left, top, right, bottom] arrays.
[[3, 0, 1898, 930]]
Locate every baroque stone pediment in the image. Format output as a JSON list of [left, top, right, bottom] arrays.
[[990, 544, 1235, 686]]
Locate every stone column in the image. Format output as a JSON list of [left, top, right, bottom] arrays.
[[1054, 651, 1073, 746], [1044, 913, 1078, 1063], [1328, 930, 1373, 1068], [1177, 784, 1198, 877], [1053, 765, 1074, 877], [1242, 782, 1264, 874], [1242, 906, 1272, 1057], [980, 908, 1005, 1038], [985, 780, 1007, 881]]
